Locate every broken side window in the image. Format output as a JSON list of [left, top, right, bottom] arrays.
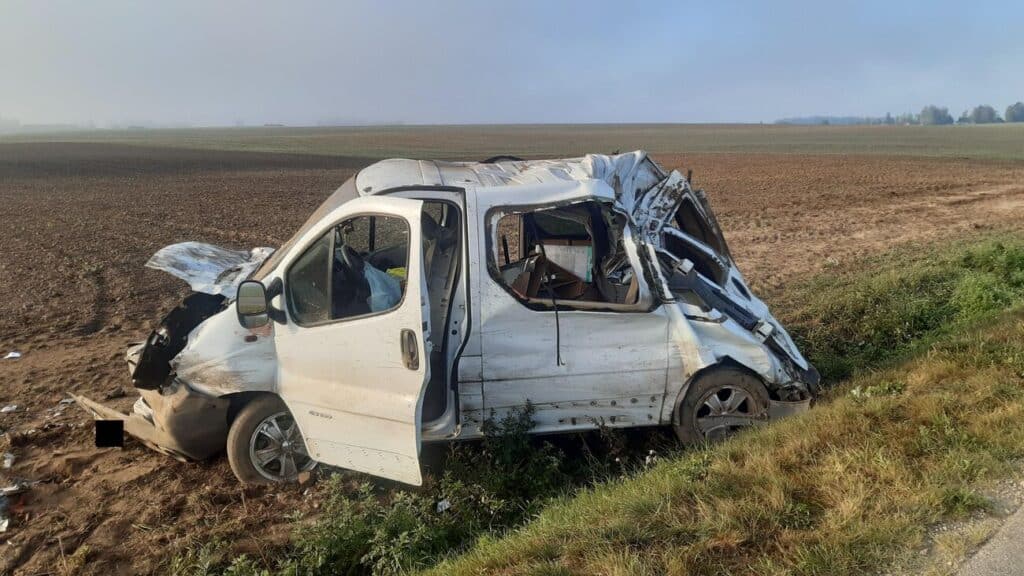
[[663, 228, 728, 286], [673, 197, 727, 256], [491, 201, 640, 308]]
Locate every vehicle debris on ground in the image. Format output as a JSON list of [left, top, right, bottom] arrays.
[[0, 481, 32, 533]]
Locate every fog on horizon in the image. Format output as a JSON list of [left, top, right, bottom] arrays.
[[1, 0, 1022, 129]]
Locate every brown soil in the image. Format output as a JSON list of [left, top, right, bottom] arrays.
[[1, 144, 1023, 574], [654, 153, 1024, 294]]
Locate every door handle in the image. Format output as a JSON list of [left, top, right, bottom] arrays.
[[400, 329, 419, 371]]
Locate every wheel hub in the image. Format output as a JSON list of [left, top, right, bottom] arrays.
[[248, 411, 316, 482], [693, 384, 762, 441]]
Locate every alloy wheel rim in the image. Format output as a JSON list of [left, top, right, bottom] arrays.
[[248, 411, 316, 482], [692, 385, 760, 440]]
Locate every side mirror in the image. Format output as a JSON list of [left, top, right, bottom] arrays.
[[236, 280, 270, 329]]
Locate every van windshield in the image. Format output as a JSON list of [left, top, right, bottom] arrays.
[[250, 176, 360, 281]]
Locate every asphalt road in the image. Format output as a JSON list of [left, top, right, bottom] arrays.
[[958, 506, 1024, 576]]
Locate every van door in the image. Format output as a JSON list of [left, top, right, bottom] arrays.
[[273, 196, 430, 485]]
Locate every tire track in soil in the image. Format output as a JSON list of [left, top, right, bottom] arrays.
[[77, 267, 109, 336]]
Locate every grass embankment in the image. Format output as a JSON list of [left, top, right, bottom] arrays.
[[428, 237, 1024, 576], [174, 236, 1024, 576]]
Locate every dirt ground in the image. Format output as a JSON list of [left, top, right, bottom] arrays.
[[1, 143, 1023, 574]]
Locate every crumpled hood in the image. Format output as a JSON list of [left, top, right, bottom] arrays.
[[146, 242, 275, 298]]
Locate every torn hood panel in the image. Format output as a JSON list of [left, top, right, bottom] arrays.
[[146, 242, 275, 299]]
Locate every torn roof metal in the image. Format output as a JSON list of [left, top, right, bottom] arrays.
[[354, 151, 666, 200]]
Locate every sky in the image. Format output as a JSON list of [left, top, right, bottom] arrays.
[[1, 0, 1022, 127]]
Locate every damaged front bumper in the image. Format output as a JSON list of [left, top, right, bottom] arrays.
[[768, 397, 812, 419], [72, 286, 240, 460], [74, 380, 230, 461]]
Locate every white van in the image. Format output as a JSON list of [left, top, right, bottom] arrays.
[[75, 151, 819, 485]]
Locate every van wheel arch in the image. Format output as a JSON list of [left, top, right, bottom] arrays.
[[223, 391, 276, 427], [671, 360, 771, 444], [671, 359, 765, 417]]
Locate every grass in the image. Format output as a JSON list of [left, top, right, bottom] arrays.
[[424, 236, 1024, 575], [5, 123, 1024, 161], [171, 234, 1024, 576], [926, 518, 1000, 575], [425, 318, 1024, 575], [774, 236, 1024, 381]]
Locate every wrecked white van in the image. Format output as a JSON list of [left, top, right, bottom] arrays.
[[75, 151, 819, 486]]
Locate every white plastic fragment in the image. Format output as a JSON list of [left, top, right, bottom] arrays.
[[0, 482, 32, 496], [59, 398, 75, 405], [0, 482, 27, 533], [436, 498, 451, 513], [644, 450, 657, 468], [3, 351, 20, 360], [0, 405, 17, 414]]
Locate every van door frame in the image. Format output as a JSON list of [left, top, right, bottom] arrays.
[[378, 186, 471, 440]]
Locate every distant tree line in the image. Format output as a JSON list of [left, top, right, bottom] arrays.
[[777, 101, 1024, 125]]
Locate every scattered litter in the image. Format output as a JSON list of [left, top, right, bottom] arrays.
[[2, 453, 13, 469], [0, 481, 31, 533], [850, 380, 906, 400], [644, 450, 657, 468], [1, 405, 17, 414], [3, 351, 21, 360], [103, 387, 128, 400], [436, 498, 452, 513], [0, 482, 32, 497], [59, 398, 75, 406]]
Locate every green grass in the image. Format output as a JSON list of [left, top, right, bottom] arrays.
[[774, 237, 1024, 381], [170, 234, 1024, 576], [5, 123, 1024, 161], [423, 237, 1024, 576]]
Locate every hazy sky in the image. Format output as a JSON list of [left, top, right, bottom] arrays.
[[2, 0, 1022, 126]]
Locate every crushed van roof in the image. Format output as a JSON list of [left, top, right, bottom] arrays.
[[253, 151, 679, 282], [354, 151, 667, 200]]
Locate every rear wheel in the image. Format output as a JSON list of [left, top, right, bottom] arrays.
[[226, 395, 317, 484], [673, 367, 770, 444]]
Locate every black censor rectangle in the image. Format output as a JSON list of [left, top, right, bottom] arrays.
[[95, 419, 124, 448]]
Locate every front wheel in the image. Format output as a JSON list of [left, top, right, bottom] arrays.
[[226, 395, 317, 484], [673, 367, 770, 444]]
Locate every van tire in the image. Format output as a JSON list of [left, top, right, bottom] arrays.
[[226, 395, 316, 485], [673, 367, 770, 445]]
